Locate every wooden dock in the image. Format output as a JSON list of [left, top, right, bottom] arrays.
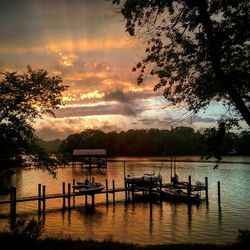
[[0, 174, 213, 217]]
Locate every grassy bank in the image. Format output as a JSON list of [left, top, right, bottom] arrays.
[[0, 232, 249, 250]]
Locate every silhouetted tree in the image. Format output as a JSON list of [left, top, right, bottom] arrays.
[[237, 131, 250, 155], [0, 66, 67, 171], [58, 127, 250, 159], [112, 0, 250, 126]]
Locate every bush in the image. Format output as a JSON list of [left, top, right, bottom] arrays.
[[237, 229, 250, 246], [9, 215, 44, 240]]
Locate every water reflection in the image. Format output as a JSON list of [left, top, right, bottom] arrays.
[[0, 157, 249, 244], [187, 203, 192, 231], [149, 202, 153, 236]]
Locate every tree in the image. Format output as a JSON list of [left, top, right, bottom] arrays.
[[59, 130, 107, 161], [0, 66, 67, 170], [112, 0, 250, 126]]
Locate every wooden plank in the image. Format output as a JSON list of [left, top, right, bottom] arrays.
[[0, 187, 136, 205]]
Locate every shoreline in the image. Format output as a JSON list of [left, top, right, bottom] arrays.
[[107, 158, 250, 164], [0, 232, 248, 250]]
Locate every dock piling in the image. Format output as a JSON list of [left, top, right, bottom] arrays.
[[42, 185, 46, 213], [125, 178, 128, 201], [10, 187, 16, 217], [38, 184, 41, 214], [105, 179, 108, 205], [159, 179, 162, 201], [85, 194, 88, 206], [132, 179, 135, 202], [149, 177, 153, 202], [188, 176, 192, 197], [68, 183, 71, 209], [205, 177, 208, 202], [72, 179, 75, 207], [62, 182, 66, 209], [218, 181, 221, 210], [112, 180, 115, 204], [123, 161, 126, 180]]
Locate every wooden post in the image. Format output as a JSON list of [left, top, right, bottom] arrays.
[[112, 180, 115, 204], [105, 179, 109, 205], [10, 187, 16, 217], [38, 184, 42, 214], [170, 157, 172, 183], [174, 156, 176, 176], [13, 187, 16, 217], [125, 177, 128, 201], [149, 177, 153, 202], [218, 181, 221, 210], [132, 179, 135, 202], [10, 187, 13, 216], [42, 185, 46, 213], [205, 177, 208, 202], [72, 179, 75, 207], [85, 195, 88, 206], [91, 194, 95, 206], [62, 182, 66, 209], [68, 183, 71, 209], [159, 179, 162, 201], [123, 161, 126, 181], [188, 176, 192, 197]]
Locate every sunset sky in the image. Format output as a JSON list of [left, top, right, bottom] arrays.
[[0, 0, 231, 140]]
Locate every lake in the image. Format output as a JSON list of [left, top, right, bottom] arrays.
[[0, 156, 250, 244]]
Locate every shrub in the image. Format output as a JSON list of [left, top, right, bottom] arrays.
[[237, 229, 250, 245], [9, 215, 44, 240]]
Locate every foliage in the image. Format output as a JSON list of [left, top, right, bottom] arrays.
[[36, 139, 62, 154], [0, 66, 67, 170], [0, 230, 247, 250], [58, 127, 250, 160], [9, 215, 44, 240], [112, 0, 250, 126], [237, 229, 250, 246]]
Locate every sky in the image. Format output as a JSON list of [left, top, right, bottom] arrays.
[[0, 0, 229, 140]]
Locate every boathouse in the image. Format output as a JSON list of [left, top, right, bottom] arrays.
[[72, 149, 107, 169]]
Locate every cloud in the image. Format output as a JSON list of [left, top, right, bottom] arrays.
[[53, 102, 143, 118], [1, 0, 224, 141], [0, 0, 121, 47], [183, 115, 216, 123], [59, 52, 78, 67], [35, 116, 125, 140], [104, 90, 131, 103], [138, 118, 159, 126]]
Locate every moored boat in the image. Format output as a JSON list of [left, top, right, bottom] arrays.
[[160, 187, 200, 203], [126, 173, 162, 186], [73, 180, 105, 194]]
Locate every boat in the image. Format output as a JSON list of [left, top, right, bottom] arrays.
[[126, 173, 162, 186], [73, 180, 105, 194], [160, 187, 200, 203]]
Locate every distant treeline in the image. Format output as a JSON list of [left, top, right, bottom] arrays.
[[37, 127, 250, 158]]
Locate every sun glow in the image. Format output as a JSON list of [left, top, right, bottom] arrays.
[[59, 52, 78, 67], [45, 37, 131, 53], [80, 90, 105, 100]]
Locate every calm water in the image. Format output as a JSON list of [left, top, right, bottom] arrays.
[[0, 156, 250, 244]]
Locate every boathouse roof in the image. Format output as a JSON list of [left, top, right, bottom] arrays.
[[72, 149, 107, 156]]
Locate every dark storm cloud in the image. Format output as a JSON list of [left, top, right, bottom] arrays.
[[104, 90, 131, 103], [104, 90, 155, 103]]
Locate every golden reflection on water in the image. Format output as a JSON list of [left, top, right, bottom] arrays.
[[0, 157, 250, 244]]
